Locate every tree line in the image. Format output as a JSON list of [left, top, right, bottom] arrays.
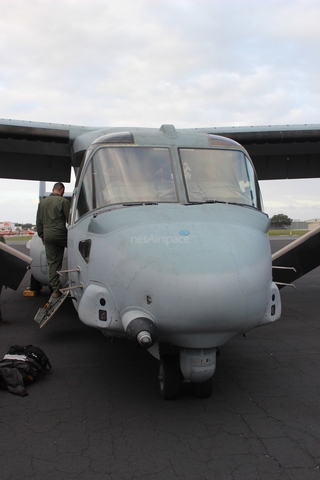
[[270, 214, 292, 228]]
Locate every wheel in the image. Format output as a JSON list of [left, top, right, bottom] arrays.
[[30, 274, 42, 294], [193, 377, 213, 399], [158, 355, 181, 400]]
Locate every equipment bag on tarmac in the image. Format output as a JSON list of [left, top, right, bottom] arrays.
[[0, 344, 51, 396]]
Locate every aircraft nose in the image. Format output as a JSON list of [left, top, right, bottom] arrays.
[[122, 222, 274, 346]]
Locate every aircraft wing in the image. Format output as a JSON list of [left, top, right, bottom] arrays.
[[1, 118, 320, 181], [0, 119, 97, 181], [0, 240, 32, 290], [272, 226, 320, 288]]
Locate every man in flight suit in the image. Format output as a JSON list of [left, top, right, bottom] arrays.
[[36, 182, 70, 298]]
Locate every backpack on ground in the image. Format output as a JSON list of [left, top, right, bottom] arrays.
[[0, 344, 51, 396]]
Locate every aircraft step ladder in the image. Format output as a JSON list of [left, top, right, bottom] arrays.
[[34, 289, 70, 328]]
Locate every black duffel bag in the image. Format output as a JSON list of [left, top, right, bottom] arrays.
[[0, 344, 51, 396]]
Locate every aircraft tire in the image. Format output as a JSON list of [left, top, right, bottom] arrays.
[[30, 274, 42, 294], [193, 377, 213, 398], [158, 355, 180, 400]]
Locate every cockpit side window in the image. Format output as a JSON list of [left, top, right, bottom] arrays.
[[75, 160, 94, 220], [179, 148, 262, 210], [74, 146, 177, 221]]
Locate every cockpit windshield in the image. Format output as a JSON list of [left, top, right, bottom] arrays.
[[75, 146, 177, 220], [180, 148, 262, 209]]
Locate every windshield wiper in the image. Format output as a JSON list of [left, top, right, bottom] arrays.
[[122, 202, 158, 206], [184, 200, 227, 205]]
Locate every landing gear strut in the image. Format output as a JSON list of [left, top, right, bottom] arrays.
[[30, 274, 42, 294], [193, 377, 213, 398], [158, 355, 181, 400]]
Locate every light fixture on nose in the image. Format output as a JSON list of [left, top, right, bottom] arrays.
[[126, 317, 158, 348], [122, 312, 158, 348]]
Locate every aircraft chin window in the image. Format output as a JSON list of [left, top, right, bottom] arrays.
[[79, 239, 92, 263]]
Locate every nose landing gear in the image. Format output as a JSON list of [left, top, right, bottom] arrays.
[[158, 352, 214, 400], [158, 355, 181, 400]]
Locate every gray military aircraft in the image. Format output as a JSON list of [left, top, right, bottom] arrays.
[[0, 118, 320, 399]]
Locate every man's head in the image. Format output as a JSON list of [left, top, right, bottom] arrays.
[[52, 182, 65, 196]]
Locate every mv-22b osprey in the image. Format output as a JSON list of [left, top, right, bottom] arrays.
[[1, 119, 320, 399]]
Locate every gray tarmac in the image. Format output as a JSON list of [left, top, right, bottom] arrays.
[[0, 238, 319, 480]]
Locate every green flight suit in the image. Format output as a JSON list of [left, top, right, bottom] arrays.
[[36, 193, 70, 293]]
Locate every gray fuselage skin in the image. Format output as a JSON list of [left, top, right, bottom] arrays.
[[69, 203, 279, 346]]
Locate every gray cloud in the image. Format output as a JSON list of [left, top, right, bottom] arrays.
[[0, 0, 320, 222]]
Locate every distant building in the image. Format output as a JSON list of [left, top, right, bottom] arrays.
[[305, 219, 320, 230], [0, 221, 22, 236], [0, 221, 15, 231], [290, 220, 308, 230]]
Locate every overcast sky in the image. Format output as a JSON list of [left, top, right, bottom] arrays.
[[1, 0, 320, 224]]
